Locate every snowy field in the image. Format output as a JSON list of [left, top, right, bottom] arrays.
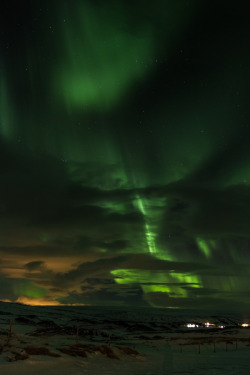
[[1, 302, 250, 374]]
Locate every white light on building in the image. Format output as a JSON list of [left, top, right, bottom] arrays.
[[186, 323, 199, 328]]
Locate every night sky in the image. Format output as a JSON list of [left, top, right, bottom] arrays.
[[0, 0, 250, 309]]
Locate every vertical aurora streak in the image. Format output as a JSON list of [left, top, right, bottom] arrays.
[[134, 194, 157, 255]]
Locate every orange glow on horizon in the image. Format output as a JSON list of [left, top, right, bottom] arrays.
[[15, 296, 88, 306], [16, 296, 61, 306]]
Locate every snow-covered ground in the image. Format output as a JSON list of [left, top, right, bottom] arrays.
[[1, 302, 250, 374]]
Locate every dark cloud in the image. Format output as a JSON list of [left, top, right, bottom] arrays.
[[59, 285, 147, 307], [96, 240, 129, 252], [52, 256, 128, 288], [24, 261, 45, 271], [83, 278, 116, 286], [123, 254, 212, 273]]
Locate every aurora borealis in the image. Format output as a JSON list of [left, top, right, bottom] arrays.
[[0, 0, 250, 309]]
